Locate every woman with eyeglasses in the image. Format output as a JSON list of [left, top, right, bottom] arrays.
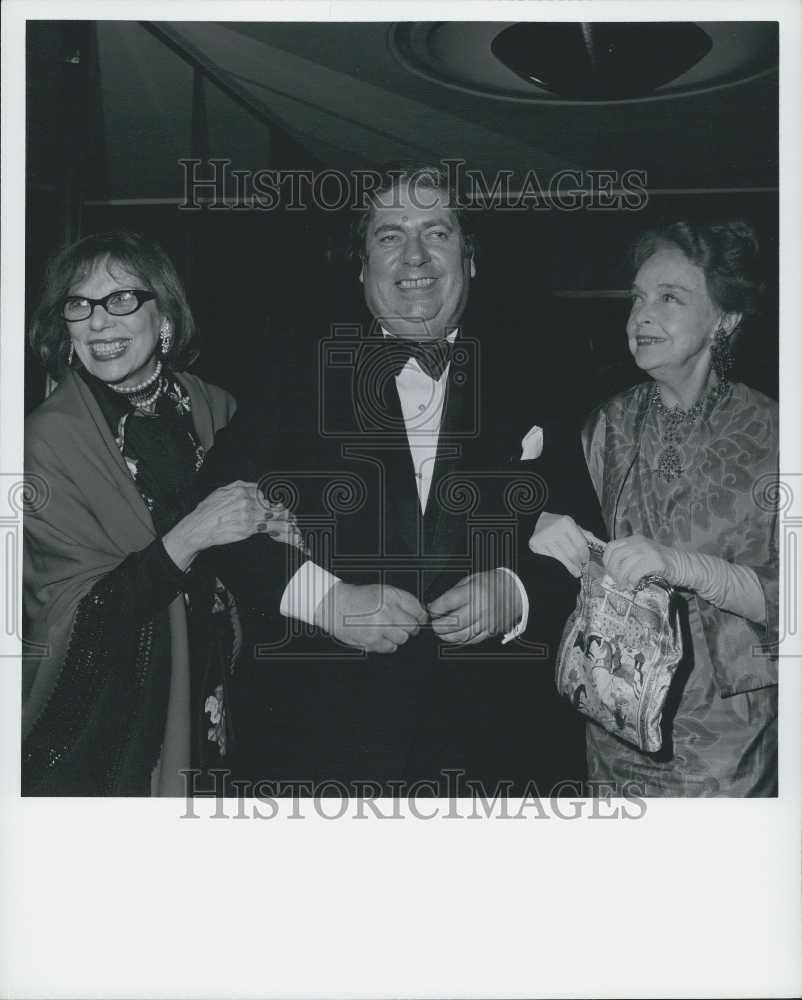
[[23, 230, 299, 796], [529, 220, 778, 796]]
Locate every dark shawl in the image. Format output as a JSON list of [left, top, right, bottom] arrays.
[[23, 368, 236, 794]]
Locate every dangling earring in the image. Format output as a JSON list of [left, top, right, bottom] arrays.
[[67, 341, 74, 366], [159, 319, 173, 356], [711, 326, 734, 383]]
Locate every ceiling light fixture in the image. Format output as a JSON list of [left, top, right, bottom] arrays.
[[491, 22, 711, 99], [390, 22, 778, 105]]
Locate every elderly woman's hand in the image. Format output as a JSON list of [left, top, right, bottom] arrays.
[[528, 512, 595, 578], [163, 481, 300, 571], [261, 505, 307, 553], [602, 534, 675, 589]]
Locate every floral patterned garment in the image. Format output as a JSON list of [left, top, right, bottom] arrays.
[[581, 380, 779, 796]]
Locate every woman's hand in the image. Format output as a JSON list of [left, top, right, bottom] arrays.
[[163, 481, 299, 571], [602, 534, 674, 589], [528, 512, 594, 578]]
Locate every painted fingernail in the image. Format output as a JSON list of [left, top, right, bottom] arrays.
[[264, 512, 273, 520], [257, 523, 268, 532]]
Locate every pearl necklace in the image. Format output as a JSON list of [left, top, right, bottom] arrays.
[[108, 360, 166, 411], [651, 379, 729, 483]]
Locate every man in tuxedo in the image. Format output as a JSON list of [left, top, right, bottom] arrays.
[[200, 162, 603, 795]]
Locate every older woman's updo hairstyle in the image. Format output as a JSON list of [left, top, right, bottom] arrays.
[[631, 220, 763, 337], [630, 220, 764, 381]]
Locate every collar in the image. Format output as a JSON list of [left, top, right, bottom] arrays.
[[380, 326, 459, 345]]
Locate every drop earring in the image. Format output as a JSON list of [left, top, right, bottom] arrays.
[[67, 341, 74, 366], [711, 326, 733, 382], [159, 319, 173, 356]]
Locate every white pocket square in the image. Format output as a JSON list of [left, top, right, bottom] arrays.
[[520, 425, 544, 461]]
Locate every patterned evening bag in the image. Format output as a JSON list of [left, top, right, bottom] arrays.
[[555, 538, 684, 752]]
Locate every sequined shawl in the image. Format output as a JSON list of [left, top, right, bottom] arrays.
[[22, 369, 236, 783], [581, 380, 779, 697]]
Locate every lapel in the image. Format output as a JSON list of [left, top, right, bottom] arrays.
[[350, 344, 421, 554], [381, 377, 424, 555], [349, 332, 485, 558], [425, 346, 477, 555]]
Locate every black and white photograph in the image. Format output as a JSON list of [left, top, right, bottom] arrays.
[[1, 2, 800, 997]]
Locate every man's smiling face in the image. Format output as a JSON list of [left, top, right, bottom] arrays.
[[360, 180, 475, 341]]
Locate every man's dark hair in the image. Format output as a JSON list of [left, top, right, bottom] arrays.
[[349, 161, 477, 263]]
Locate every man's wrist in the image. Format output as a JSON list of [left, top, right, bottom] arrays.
[[313, 580, 345, 629], [280, 561, 342, 625], [497, 567, 529, 644]]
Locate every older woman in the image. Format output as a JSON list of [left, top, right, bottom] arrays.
[[530, 220, 778, 796], [23, 230, 296, 796]]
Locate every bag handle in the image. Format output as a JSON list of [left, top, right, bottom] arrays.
[[583, 532, 674, 595], [584, 532, 607, 556]]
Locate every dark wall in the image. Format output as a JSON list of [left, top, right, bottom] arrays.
[[25, 191, 778, 423], [470, 190, 779, 414], [25, 21, 778, 418], [24, 23, 778, 421]]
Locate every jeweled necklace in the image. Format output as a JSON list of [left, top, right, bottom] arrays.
[[108, 359, 166, 411], [651, 378, 729, 483]]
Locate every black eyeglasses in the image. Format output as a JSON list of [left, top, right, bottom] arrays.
[[61, 289, 157, 322]]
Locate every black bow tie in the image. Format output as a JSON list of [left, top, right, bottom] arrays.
[[377, 337, 453, 380]]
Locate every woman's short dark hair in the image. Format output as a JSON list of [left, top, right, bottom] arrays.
[[349, 161, 477, 263], [29, 230, 198, 380], [630, 220, 764, 339]]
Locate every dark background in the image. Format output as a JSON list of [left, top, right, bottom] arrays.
[[25, 21, 778, 418]]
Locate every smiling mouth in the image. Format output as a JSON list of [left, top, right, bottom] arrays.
[[89, 339, 131, 360], [397, 277, 437, 290], [635, 335, 666, 346]]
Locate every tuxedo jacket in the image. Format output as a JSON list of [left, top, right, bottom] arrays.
[[198, 326, 606, 794]]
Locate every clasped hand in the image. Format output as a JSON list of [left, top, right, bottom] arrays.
[[313, 569, 522, 653], [602, 534, 674, 589], [528, 513, 675, 589], [313, 582, 428, 654], [164, 480, 303, 571], [428, 569, 522, 645]]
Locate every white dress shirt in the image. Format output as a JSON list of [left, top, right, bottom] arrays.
[[280, 331, 529, 643]]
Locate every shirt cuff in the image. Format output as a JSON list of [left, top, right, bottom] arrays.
[[280, 560, 342, 626], [497, 567, 530, 645]]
